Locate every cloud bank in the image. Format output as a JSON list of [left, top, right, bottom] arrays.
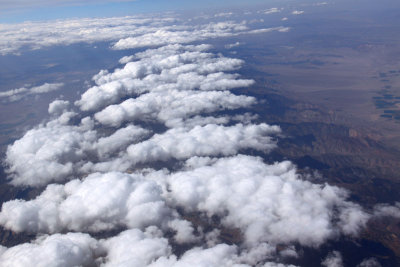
[[0, 12, 392, 266], [0, 15, 289, 55]]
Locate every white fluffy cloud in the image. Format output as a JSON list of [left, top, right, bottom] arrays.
[[291, 10, 304, 15], [82, 123, 280, 172], [5, 114, 149, 186], [0, 83, 63, 102], [94, 90, 255, 127], [167, 219, 199, 244], [76, 44, 254, 112], [0, 172, 170, 233], [1, 154, 370, 252], [5, 117, 97, 186], [0, 14, 289, 55], [163, 155, 368, 246], [0, 233, 99, 267], [48, 99, 70, 115], [149, 242, 296, 267], [373, 202, 400, 218], [150, 244, 244, 267], [101, 228, 171, 267], [0, 16, 175, 55], [95, 124, 150, 159], [0, 32, 386, 266], [112, 22, 289, 50], [126, 124, 280, 164], [0, 229, 294, 267], [322, 251, 343, 267], [260, 8, 282, 14]]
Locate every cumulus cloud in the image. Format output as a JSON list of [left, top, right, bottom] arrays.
[[357, 258, 382, 267], [260, 8, 282, 14], [150, 244, 243, 267], [0, 83, 63, 102], [225, 41, 241, 49], [126, 124, 280, 164], [5, 117, 97, 186], [0, 16, 175, 55], [0, 14, 289, 55], [102, 230, 289, 267], [338, 204, 370, 236], [163, 155, 368, 246], [0, 233, 99, 267], [1, 154, 370, 255], [373, 202, 400, 218], [48, 99, 70, 115], [0, 172, 170, 233], [4, 113, 148, 186], [150, 242, 297, 267], [322, 251, 343, 267], [101, 228, 171, 267], [0, 37, 381, 266], [167, 219, 199, 244], [112, 25, 289, 50], [84, 122, 280, 173], [94, 90, 255, 127], [214, 12, 234, 18], [292, 10, 304, 15], [95, 124, 150, 159], [76, 44, 253, 112], [0, 229, 292, 267], [111, 21, 249, 50]]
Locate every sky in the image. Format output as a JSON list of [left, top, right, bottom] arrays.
[[0, 0, 273, 23]]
